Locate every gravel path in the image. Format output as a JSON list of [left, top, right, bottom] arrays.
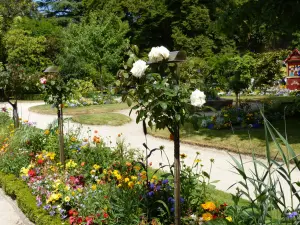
[[0, 101, 300, 215]]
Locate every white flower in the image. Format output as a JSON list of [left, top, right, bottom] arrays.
[[130, 60, 148, 78], [190, 89, 206, 107], [40, 77, 47, 84], [148, 46, 170, 62]]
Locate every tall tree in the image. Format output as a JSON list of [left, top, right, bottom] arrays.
[[58, 13, 129, 89]]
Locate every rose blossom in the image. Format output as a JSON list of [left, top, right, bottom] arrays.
[[190, 89, 206, 107], [148, 46, 170, 63], [40, 77, 47, 84], [130, 60, 148, 78]]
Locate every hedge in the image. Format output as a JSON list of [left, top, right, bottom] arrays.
[[0, 172, 63, 225]]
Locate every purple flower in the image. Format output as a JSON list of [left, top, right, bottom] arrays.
[[162, 179, 168, 185], [170, 207, 174, 212], [36, 200, 42, 207], [180, 197, 184, 203], [287, 211, 298, 219], [61, 214, 68, 220], [149, 183, 155, 190], [168, 197, 175, 204], [156, 185, 161, 191], [43, 205, 51, 210], [147, 191, 154, 197], [49, 210, 56, 216]]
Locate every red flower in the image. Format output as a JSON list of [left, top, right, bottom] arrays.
[[103, 212, 109, 219], [69, 216, 76, 224], [77, 217, 83, 224], [28, 169, 36, 177], [85, 216, 94, 225], [37, 159, 44, 164], [68, 209, 78, 216]]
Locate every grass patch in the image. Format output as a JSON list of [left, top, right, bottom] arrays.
[[148, 118, 300, 159], [29, 103, 129, 115], [222, 95, 296, 103], [71, 113, 131, 126]]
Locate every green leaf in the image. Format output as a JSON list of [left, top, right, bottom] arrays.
[[115, 80, 121, 86], [126, 97, 132, 107], [160, 102, 167, 110], [175, 114, 181, 121]]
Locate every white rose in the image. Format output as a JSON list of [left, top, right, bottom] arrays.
[[190, 89, 206, 107], [130, 60, 148, 78], [148, 46, 170, 63]]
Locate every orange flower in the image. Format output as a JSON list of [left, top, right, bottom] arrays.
[[202, 212, 213, 221], [81, 162, 85, 167], [201, 202, 216, 211]]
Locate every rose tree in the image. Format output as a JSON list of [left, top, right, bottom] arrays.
[[118, 45, 206, 224]]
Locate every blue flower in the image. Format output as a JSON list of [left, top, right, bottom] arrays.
[[168, 197, 175, 204], [156, 185, 161, 191], [149, 183, 155, 190], [147, 191, 154, 197], [287, 211, 298, 219], [162, 179, 169, 184], [49, 210, 56, 216], [43, 205, 51, 210], [180, 197, 184, 203], [170, 207, 174, 212]]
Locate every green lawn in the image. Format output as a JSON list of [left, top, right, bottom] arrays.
[[149, 118, 300, 159], [29, 103, 129, 115], [222, 95, 296, 103], [71, 113, 131, 126]]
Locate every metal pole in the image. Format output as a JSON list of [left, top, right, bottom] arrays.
[[174, 63, 181, 225]]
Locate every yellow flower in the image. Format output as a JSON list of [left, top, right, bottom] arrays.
[[201, 202, 216, 211], [70, 136, 77, 142], [65, 185, 70, 191], [124, 177, 130, 183], [93, 164, 101, 170], [131, 176, 137, 181], [117, 184, 122, 188], [194, 159, 201, 163], [91, 184, 97, 191], [47, 152, 56, 160], [202, 212, 213, 221], [71, 192, 76, 196], [128, 181, 134, 189], [134, 165, 141, 171], [44, 130, 50, 135], [226, 216, 232, 222], [90, 170, 96, 175], [103, 169, 107, 175], [116, 174, 122, 180], [77, 188, 82, 193], [20, 167, 29, 176], [64, 196, 71, 202], [152, 175, 158, 180], [66, 160, 77, 169]]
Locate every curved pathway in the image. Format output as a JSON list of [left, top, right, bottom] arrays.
[[1, 101, 300, 208]]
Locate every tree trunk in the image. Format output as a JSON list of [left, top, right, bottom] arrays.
[[235, 92, 239, 108], [57, 104, 65, 166], [174, 124, 181, 225], [8, 100, 19, 128]]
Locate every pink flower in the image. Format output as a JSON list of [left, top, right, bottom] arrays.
[[40, 77, 47, 84]]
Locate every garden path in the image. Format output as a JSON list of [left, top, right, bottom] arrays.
[[1, 101, 300, 208]]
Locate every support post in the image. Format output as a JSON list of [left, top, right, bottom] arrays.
[[57, 104, 65, 165], [174, 124, 181, 225]]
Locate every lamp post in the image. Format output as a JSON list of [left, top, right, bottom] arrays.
[[147, 51, 186, 225], [44, 66, 65, 165]]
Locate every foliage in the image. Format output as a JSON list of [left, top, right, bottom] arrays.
[[212, 53, 256, 104], [58, 13, 129, 89], [0, 172, 62, 225], [4, 28, 50, 71]]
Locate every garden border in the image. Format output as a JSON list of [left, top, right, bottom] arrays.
[[0, 172, 63, 225]]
